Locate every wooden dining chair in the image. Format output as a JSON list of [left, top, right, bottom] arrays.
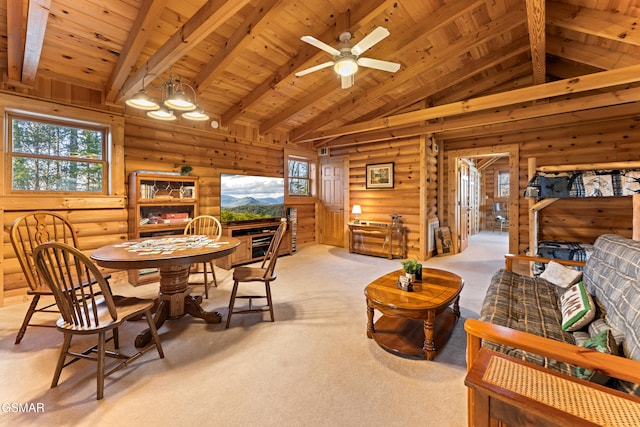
[[33, 241, 164, 400], [183, 215, 222, 298], [10, 211, 109, 344], [226, 221, 288, 328]]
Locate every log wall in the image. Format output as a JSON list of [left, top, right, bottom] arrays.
[[0, 91, 315, 305], [330, 135, 439, 260], [442, 114, 640, 254], [0, 93, 126, 305]]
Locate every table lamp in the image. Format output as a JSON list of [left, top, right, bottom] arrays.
[[352, 205, 362, 224]]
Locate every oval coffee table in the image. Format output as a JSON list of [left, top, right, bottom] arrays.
[[364, 267, 464, 360]]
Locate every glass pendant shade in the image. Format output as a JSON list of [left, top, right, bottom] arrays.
[[126, 90, 160, 110], [164, 90, 196, 111], [146, 107, 176, 121], [181, 108, 210, 121], [126, 72, 209, 121], [334, 57, 358, 77]]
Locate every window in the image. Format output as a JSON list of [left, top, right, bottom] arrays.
[[9, 114, 107, 193], [496, 170, 510, 198], [288, 158, 310, 196]]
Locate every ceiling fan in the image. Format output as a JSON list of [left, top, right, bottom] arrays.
[[295, 26, 401, 89]]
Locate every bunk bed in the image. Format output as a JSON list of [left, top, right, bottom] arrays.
[[525, 158, 640, 267]]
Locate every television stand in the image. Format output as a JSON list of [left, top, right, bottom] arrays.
[[218, 220, 291, 269]]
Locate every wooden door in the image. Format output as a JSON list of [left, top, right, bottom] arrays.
[[459, 159, 470, 252], [319, 156, 347, 247]]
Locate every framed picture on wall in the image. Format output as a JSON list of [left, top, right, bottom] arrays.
[[366, 162, 394, 189]]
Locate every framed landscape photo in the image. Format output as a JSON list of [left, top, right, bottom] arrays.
[[366, 162, 394, 189]]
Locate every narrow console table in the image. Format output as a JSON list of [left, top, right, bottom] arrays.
[[348, 222, 406, 259]]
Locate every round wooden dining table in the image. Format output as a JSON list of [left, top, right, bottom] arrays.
[[91, 235, 240, 347]]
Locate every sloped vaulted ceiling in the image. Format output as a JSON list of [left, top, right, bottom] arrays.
[[2, 0, 640, 147]]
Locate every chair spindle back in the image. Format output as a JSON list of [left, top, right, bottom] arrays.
[[33, 242, 117, 328]]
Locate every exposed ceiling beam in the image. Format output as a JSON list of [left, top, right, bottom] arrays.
[[22, 0, 51, 85], [526, 0, 546, 84], [433, 67, 533, 106], [6, 0, 23, 81], [296, 63, 640, 143], [194, 0, 282, 93], [320, 86, 640, 148], [263, 0, 494, 136], [547, 0, 640, 47], [106, 0, 168, 104], [298, 38, 530, 145], [221, 0, 400, 127], [118, 0, 251, 101], [345, 38, 530, 129], [547, 34, 640, 70]]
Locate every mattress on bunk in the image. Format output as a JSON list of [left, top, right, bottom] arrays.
[[532, 240, 594, 276], [524, 170, 640, 198]]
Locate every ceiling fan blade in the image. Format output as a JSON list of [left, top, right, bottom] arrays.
[[341, 75, 354, 89], [295, 61, 335, 77], [357, 57, 401, 73], [300, 36, 341, 56], [351, 27, 390, 56]]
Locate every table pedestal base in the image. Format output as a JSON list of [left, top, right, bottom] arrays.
[[135, 264, 221, 348]]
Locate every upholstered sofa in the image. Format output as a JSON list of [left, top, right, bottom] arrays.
[[467, 234, 640, 395]]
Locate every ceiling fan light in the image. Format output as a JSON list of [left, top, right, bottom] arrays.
[[164, 90, 196, 111], [146, 107, 176, 121], [334, 57, 358, 77], [126, 90, 160, 110], [182, 107, 210, 121]]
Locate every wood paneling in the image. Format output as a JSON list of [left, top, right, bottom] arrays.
[[123, 116, 316, 251], [442, 113, 640, 254], [331, 137, 439, 261], [0, 94, 125, 303]]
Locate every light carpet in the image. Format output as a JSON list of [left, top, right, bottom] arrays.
[[0, 231, 507, 427]]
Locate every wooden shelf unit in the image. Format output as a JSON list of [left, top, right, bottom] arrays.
[[127, 171, 199, 285], [218, 220, 291, 270]]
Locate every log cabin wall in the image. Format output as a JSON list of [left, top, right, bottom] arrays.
[[441, 115, 640, 255], [0, 92, 127, 305], [0, 86, 316, 306], [482, 158, 510, 231], [330, 135, 439, 260], [123, 115, 317, 248]]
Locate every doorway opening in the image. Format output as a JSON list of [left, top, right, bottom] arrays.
[[446, 145, 519, 255]]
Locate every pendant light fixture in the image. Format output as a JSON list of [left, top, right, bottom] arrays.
[[126, 71, 210, 122]]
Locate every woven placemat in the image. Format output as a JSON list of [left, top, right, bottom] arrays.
[[483, 355, 640, 426]]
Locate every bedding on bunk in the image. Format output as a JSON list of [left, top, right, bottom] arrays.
[[525, 169, 640, 198], [531, 240, 594, 276]]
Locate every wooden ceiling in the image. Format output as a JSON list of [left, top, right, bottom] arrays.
[[2, 0, 640, 147]]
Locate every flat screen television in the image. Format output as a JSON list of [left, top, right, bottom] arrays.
[[220, 173, 285, 224]]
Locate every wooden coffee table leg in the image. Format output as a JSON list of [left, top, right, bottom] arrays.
[[452, 295, 461, 318], [423, 310, 436, 360], [366, 300, 375, 338]]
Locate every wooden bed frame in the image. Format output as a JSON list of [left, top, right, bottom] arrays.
[[527, 158, 640, 255]]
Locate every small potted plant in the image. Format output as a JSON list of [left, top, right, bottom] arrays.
[[401, 259, 421, 282], [180, 164, 193, 176]]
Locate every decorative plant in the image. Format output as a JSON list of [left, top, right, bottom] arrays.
[[401, 259, 420, 274], [180, 164, 193, 175]]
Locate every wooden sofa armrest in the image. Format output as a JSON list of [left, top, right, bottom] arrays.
[[464, 318, 640, 385], [503, 253, 586, 272]]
